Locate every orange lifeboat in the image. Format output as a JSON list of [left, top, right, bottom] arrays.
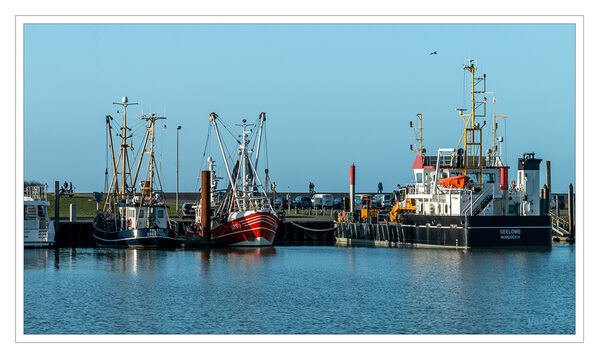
[[438, 175, 470, 189]]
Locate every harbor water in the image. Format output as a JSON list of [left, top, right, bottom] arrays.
[[24, 245, 575, 335]]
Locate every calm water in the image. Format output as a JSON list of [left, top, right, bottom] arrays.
[[24, 245, 575, 334]]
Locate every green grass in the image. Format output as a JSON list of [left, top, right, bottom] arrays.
[[47, 193, 99, 219], [47, 193, 182, 219]]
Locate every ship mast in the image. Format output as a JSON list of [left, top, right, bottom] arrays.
[[112, 96, 138, 198], [238, 119, 253, 198], [410, 113, 425, 156], [139, 113, 166, 195], [103, 96, 138, 212], [455, 61, 487, 182]]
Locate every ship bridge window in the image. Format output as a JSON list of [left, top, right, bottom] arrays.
[[416, 173, 423, 183], [37, 206, 46, 217], [157, 209, 164, 218], [483, 173, 495, 183], [25, 205, 37, 220], [139, 209, 145, 218]]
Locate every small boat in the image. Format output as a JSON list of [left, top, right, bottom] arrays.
[[186, 112, 279, 247], [438, 175, 470, 189], [24, 185, 55, 248], [92, 96, 182, 248]]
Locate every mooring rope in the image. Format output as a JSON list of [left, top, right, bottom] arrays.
[[286, 220, 337, 232]]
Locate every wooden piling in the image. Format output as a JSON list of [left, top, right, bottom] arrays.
[[54, 181, 60, 233], [568, 183, 575, 238], [69, 204, 77, 222], [546, 160, 552, 203], [201, 170, 211, 241]]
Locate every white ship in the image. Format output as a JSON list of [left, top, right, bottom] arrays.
[[24, 185, 55, 248]]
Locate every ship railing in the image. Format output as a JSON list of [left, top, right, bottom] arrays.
[[24, 185, 48, 200], [461, 184, 494, 215]]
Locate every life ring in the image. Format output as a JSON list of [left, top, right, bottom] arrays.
[[511, 180, 516, 189], [127, 218, 132, 227]]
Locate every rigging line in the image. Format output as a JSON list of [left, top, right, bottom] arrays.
[[217, 117, 241, 143], [264, 122, 269, 173], [195, 121, 214, 191], [105, 118, 109, 193], [248, 116, 260, 152], [130, 125, 147, 171], [200, 122, 213, 168]]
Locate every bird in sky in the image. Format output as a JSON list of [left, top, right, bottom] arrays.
[[430, 51, 438, 55]]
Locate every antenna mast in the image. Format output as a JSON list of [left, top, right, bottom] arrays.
[[410, 113, 425, 156], [456, 61, 487, 181]]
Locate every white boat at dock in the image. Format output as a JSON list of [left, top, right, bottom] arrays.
[[24, 185, 55, 248]]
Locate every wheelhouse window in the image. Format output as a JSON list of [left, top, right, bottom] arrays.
[[24, 205, 37, 220], [157, 209, 164, 218], [139, 209, 145, 218], [483, 173, 495, 183], [416, 173, 423, 183]]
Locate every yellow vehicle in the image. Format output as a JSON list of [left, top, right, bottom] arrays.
[[360, 195, 377, 219], [389, 188, 416, 222]]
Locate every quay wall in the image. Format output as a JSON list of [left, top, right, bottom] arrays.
[[53, 218, 336, 248]]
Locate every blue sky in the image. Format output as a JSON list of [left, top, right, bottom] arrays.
[[24, 23, 575, 193]]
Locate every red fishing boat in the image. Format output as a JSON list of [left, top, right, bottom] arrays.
[[186, 112, 279, 247]]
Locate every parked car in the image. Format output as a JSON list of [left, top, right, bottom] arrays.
[[375, 194, 393, 208], [333, 197, 346, 209], [312, 193, 334, 207], [274, 197, 289, 209], [294, 196, 313, 208], [181, 203, 195, 218]]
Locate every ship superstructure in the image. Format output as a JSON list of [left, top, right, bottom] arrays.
[[397, 60, 542, 219]]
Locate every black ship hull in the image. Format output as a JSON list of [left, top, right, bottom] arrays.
[[92, 224, 183, 248], [337, 215, 552, 249]]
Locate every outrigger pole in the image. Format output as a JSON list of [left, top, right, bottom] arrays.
[[254, 112, 266, 171], [209, 113, 238, 199]]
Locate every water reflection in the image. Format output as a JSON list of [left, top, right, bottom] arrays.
[[24, 248, 50, 270], [24, 246, 574, 334], [26, 247, 278, 275]]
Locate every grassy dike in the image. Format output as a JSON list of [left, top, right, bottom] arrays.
[[47, 193, 181, 219]]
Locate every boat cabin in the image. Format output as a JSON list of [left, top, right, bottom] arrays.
[[404, 151, 541, 217], [117, 195, 169, 230]]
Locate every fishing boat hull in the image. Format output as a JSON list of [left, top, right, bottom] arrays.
[[92, 224, 183, 248], [211, 210, 279, 247]]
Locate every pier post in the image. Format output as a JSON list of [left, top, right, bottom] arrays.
[[568, 183, 575, 238], [54, 181, 60, 233], [546, 160, 551, 200], [69, 204, 77, 222], [349, 163, 355, 214], [540, 185, 548, 214], [201, 170, 211, 241]]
